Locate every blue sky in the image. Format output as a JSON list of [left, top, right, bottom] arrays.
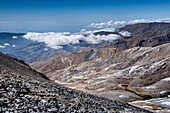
[[0, 0, 170, 33]]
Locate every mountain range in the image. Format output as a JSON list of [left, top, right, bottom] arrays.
[[0, 22, 170, 112], [31, 22, 170, 112]]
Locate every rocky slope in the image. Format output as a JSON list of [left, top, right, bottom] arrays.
[[102, 22, 170, 52], [105, 33, 170, 51], [32, 43, 170, 111], [117, 22, 170, 40], [32, 47, 119, 75], [0, 53, 151, 112]]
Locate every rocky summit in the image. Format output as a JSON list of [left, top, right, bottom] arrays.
[[0, 53, 151, 112]]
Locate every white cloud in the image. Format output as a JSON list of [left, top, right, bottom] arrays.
[[23, 18, 170, 49], [12, 45, 16, 47], [0, 45, 6, 48], [23, 32, 85, 49], [4, 43, 10, 46], [85, 34, 120, 44], [23, 30, 121, 49], [88, 18, 170, 28], [119, 31, 131, 37], [12, 36, 17, 39]]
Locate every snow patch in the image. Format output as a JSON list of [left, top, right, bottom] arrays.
[[145, 86, 156, 89], [104, 67, 109, 71], [131, 95, 170, 111], [160, 91, 166, 94], [142, 106, 153, 109], [119, 95, 129, 98], [129, 65, 140, 74], [161, 101, 170, 106], [161, 77, 170, 81]]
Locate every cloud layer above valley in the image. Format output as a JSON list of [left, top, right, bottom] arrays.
[[88, 18, 170, 28], [23, 18, 170, 49], [23, 29, 120, 49]]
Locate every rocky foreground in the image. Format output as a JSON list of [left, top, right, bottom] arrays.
[[0, 53, 151, 112]]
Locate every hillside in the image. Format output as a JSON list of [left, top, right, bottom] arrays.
[[105, 33, 170, 51], [0, 53, 151, 112], [32, 43, 170, 111], [117, 22, 170, 40], [31, 47, 119, 75]]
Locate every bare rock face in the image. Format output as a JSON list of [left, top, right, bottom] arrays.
[[0, 53, 151, 112], [33, 43, 170, 106]]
